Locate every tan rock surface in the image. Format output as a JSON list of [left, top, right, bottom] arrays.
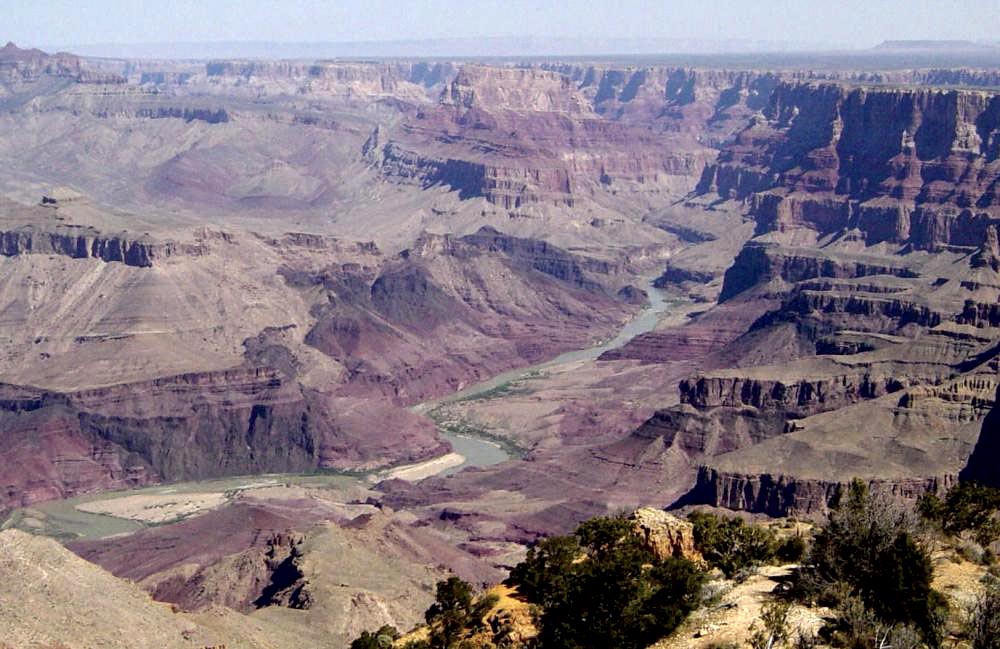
[[630, 507, 703, 563]]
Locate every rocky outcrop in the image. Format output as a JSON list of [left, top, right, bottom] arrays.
[[0, 364, 447, 512], [629, 508, 702, 562], [70, 500, 331, 611], [68, 368, 321, 480], [781, 291, 944, 330], [299, 227, 635, 404], [145, 530, 311, 612], [378, 143, 489, 201], [202, 60, 453, 102], [655, 265, 716, 287], [971, 224, 1000, 271], [252, 533, 311, 610], [372, 62, 717, 208], [443, 66, 594, 114], [957, 300, 1000, 328], [376, 135, 704, 209], [126, 107, 230, 123], [0, 42, 123, 85], [0, 226, 204, 267], [719, 242, 919, 302], [0, 41, 83, 82], [687, 467, 958, 517], [748, 195, 1000, 250], [679, 372, 905, 418]]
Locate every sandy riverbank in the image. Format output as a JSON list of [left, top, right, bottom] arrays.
[[75, 492, 227, 524], [384, 452, 466, 482]]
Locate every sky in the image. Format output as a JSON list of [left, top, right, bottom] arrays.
[[5, 0, 998, 51]]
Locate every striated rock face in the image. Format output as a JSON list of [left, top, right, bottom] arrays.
[[679, 372, 905, 418], [688, 467, 958, 517], [971, 224, 1000, 271], [629, 507, 702, 562], [960, 384, 1000, 487], [0, 41, 123, 85], [202, 60, 453, 101], [369, 63, 723, 209], [700, 81, 1000, 249], [121, 107, 230, 123], [719, 242, 918, 302], [780, 290, 945, 331], [671, 352, 999, 516], [443, 66, 594, 114], [0, 225, 203, 267]]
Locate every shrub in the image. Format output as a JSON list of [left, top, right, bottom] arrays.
[[424, 577, 496, 649], [512, 514, 706, 649], [689, 511, 778, 577], [793, 630, 820, 649], [940, 482, 1000, 545], [822, 594, 923, 649], [968, 582, 1000, 649], [798, 480, 946, 646], [508, 533, 578, 608], [749, 600, 791, 649], [776, 535, 808, 564], [350, 625, 400, 649], [401, 642, 431, 649], [957, 539, 986, 564], [917, 492, 946, 525]]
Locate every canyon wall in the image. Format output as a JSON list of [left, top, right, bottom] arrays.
[[0, 225, 203, 267], [699, 81, 1000, 249]]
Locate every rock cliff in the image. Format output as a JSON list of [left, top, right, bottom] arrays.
[[0, 224, 202, 267], [687, 467, 958, 517], [699, 81, 1000, 250]]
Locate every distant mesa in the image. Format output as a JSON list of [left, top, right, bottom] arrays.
[[873, 39, 998, 52]]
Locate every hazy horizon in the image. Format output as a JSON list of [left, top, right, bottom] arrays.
[[6, 0, 999, 58]]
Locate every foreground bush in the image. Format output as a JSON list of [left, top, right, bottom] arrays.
[[425, 577, 498, 648], [351, 577, 496, 649], [350, 625, 399, 649], [512, 514, 706, 649], [919, 482, 1000, 549], [798, 480, 947, 647], [689, 511, 778, 577], [968, 580, 1000, 649]]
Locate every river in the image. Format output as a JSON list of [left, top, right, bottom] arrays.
[[424, 277, 680, 474], [7, 278, 679, 539]]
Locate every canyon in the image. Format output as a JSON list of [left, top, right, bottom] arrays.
[[0, 40, 999, 648]]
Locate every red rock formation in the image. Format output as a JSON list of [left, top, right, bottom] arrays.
[[0, 366, 445, 513], [700, 81, 1000, 249], [299, 227, 637, 404]]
